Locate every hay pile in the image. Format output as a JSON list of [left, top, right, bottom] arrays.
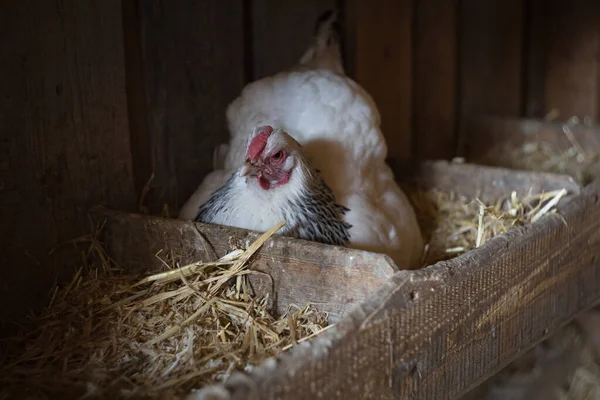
[[0, 222, 328, 400], [407, 187, 567, 267]]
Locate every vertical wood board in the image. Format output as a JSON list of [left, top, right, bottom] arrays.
[[251, 0, 337, 80], [413, 0, 459, 161], [135, 0, 245, 213], [345, 0, 413, 164], [526, 0, 600, 121], [0, 0, 136, 332], [458, 0, 525, 156], [122, 0, 152, 203]]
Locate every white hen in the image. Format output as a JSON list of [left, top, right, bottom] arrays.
[[179, 10, 424, 269]]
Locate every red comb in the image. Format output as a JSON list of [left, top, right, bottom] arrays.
[[247, 126, 273, 160]]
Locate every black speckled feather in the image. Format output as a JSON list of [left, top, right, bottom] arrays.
[[194, 169, 352, 247]]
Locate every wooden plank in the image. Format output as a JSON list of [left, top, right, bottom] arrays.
[[459, 0, 525, 115], [344, 0, 413, 164], [463, 116, 600, 183], [0, 0, 136, 333], [135, 0, 245, 214], [190, 174, 600, 400], [93, 208, 398, 324], [400, 160, 581, 205], [526, 0, 600, 121], [251, 0, 336, 80], [464, 116, 600, 157], [461, 322, 586, 400], [413, 0, 459, 161], [122, 0, 152, 205], [457, 0, 525, 155], [523, 0, 547, 118]]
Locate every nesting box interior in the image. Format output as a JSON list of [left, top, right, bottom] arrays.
[[2, 1, 600, 399]]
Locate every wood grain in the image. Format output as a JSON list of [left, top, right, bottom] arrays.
[[122, 0, 152, 202], [0, 0, 136, 332], [464, 116, 600, 157], [135, 0, 245, 213], [190, 169, 600, 400], [402, 160, 581, 205], [463, 116, 600, 184], [413, 0, 459, 161], [525, 0, 600, 121], [250, 0, 337, 80], [94, 209, 398, 324], [524, 0, 547, 118], [344, 0, 413, 164], [458, 0, 525, 155]]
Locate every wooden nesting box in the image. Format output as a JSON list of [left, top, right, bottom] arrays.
[[94, 153, 600, 399]]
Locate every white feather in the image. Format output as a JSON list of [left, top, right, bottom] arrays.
[[198, 163, 308, 236]]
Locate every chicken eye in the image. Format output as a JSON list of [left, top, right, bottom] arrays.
[[272, 151, 283, 160]]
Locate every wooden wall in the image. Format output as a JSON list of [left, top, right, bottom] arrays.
[[1, 0, 600, 329], [0, 0, 136, 332], [125, 0, 600, 213]]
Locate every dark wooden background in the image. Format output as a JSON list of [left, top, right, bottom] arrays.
[[1, 0, 599, 329]]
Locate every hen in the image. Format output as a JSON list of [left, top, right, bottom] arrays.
[[195, 125, 352, 246], [180, 10, 424, 269]]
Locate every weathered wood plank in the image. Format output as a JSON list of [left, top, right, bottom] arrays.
[[122, 0, 152, 202], [464, 116, 600, 156], [463, 116, 600, 183], [189, 172, 600, 400], [523, 0, 546, 118], [135, 0, 245, 213], [526, 0, 600, 121], [0, 0, 136, 333], [413, 0, 459, 161], [94, 208, 398, 324], [460, 322, 587, 400], [344, 0, 413, 164], [251, 0, 336, 80], [457, 0, 525, 155], [400, 160, 581, 205], [459, 0, 525, 115]]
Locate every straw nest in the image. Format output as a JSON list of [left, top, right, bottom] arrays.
[[407, 187, 567, 268], [0, 222, 328, 400], [0, 179, 570, 400]]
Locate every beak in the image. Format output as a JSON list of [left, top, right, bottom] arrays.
[[239, 161, 259, 177]]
